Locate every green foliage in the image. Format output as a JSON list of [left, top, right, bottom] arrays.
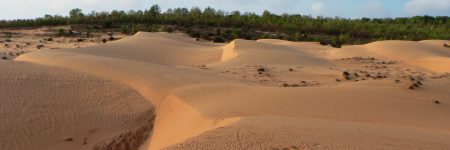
[[69, 8, 84, 18], [213, 36, 226, 43], [0, 5, 448, 44], [147, 5, 161, 17], [331, 36, 342, 48], [121, 25, 131, 34], [161, 26, 174, 33], [56, 28, 65, 36]]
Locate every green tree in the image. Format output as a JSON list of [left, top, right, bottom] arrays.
[[69, 8, 84, 18]]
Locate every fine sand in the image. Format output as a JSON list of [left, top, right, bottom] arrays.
[[2, 31, 450, 149]]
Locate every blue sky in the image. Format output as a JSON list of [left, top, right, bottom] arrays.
[[0, 0, 449, 20]]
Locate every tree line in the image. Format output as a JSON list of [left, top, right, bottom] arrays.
[[1, 5, 449, 47]]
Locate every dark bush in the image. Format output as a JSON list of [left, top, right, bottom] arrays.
[[56, 29, 65, 36], [257, 68, 266, 72], [213, 36, 226, 43], [36, 44, 44, 49]]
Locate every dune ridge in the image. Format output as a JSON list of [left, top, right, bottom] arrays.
[[8, 32, 450, 149]]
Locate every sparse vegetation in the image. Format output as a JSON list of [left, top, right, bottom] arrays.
[[444, 44, 450, 48], [1, 56, 7, 60], [64, 137, 74, 142], [257, 68, 266, 72], [343, 71, 351, 80], [36, 44, 44, 49]]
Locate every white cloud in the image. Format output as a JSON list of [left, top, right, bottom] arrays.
[[310, 2, 323, 16], [405, 0, 450, 15]]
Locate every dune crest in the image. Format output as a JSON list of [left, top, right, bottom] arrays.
[[221, 40, 238, 62]]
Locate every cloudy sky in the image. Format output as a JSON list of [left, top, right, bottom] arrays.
[[0, 0, 449, 20]]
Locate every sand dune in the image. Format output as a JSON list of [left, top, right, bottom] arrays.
[[329, 40, 450, 72], [6, 32, 450, 149], [0, 61, 154, 150]]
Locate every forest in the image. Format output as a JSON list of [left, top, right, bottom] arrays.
[[1, 5, 449, 47]]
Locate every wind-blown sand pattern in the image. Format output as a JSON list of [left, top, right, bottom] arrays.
[[0, 61, 154, 150], [2, 32, 450, 149]]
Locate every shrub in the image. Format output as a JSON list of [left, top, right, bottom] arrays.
[[257, 68, 266, 72], [162, 26, 174, 33], [4, 33, 12, 38], [331, 36, 342, 48], [36, 44, 44, 49], [121, 26, 131, 34], [102, 21, 113, 28], [56, 29, 65, 36], [213, 36, 226, 43], [147, 25, 160, 32], [342, 71, 351, 80]]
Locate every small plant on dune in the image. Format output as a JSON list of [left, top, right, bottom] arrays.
[[4, 33, 12, 38], [56, 28, 66, 37], [342, 71, 351, 80], [434, 100, 441, 104], [5, 39, 12, 42], [1, 56, 7, 60], [64, 137, 74, 142], [102, 39, 107, 43], [444, 44, 450, 48], [257, 68, 266, 72], [36, 44, 44, 49], [331, 36, 342, 48]]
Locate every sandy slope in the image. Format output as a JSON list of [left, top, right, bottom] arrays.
[[10, 32, 450, 149], [0, 61, 154, 150]]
